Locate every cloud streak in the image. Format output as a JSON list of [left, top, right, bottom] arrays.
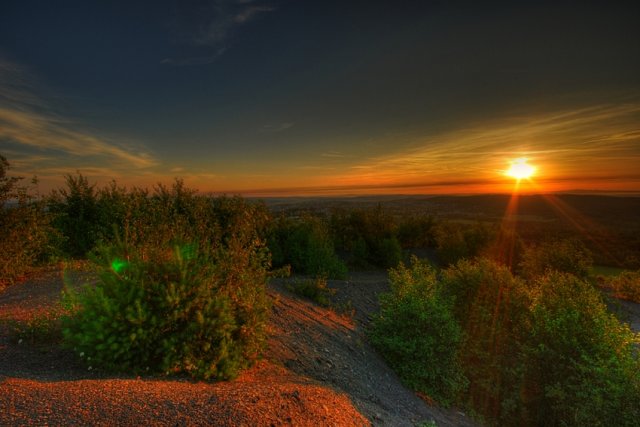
[[0, 57, 158, 178]]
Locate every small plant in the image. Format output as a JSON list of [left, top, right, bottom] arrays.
[[286, 276, 336, 307]]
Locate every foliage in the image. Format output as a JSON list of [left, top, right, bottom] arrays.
[[373, 255, 640, 426], [397, 214, 436, 249], [63, 228, 270, 380], [522, 272, 640, 426], [598, 269, 640, 303], [369, 257, 465, 404], [285, 276, 336, 307], [48, 173, 99, 258], [269, 215, 347, 279], [0, 154, 56, 287], [518, 239, 593, 281], [435, 221, 492, 266], [61, 183, 272, 380], [330, 205, 403, 268], [442, 259, 531, 423]]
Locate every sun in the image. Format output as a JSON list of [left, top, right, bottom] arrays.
[[505, 157, 536, 180]]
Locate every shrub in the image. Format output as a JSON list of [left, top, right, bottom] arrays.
[[600, 270, 640, 303], [518, 239, 593, 281], [330, 205, 402, 268], [62, 189, 272, 380], [0, 155, 55, 287], [370, 257, 465, 404], [49, 173, 100, 258], [286, 276, 336, 307], [435, 222, 491, 266], [269, 215, 347, 279], [442, 259, 531, 423], [523, 272, 640, 426], [63, 232, 270, 380], [397, 214, 436, 249]]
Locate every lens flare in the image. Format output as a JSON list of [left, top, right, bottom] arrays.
[[111, 259, 128, 273]]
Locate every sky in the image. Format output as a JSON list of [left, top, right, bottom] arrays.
[[1, 0, 639, 196]]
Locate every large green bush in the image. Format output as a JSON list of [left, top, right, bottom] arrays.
[[61, 187, 272, 380], [269, 215, 347, 279], [523, 272, 640, 426], [63, 235, 270, 380], [442, 259, 531, 423], [373, 256, 640, 426], [370, 257, 465, 404]]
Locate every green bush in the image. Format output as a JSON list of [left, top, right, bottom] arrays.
[[397, 214, 436, 249], [435, 222, 491, 266], [61, 188, 272, 380], [442, 259, 531, 423], [1, 155, 56, 287], [63, 232, 270, 380], [269, 215, 347, 279], [286, 276, 336, 307], [330, 205, 402, 268], [518, 239, 593, 281], [49, 173, 100, 258], [370, 257, 465, 404], [523, 272, 640, 426]]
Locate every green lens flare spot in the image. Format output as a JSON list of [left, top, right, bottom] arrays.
[[111, 259, 128, 273]]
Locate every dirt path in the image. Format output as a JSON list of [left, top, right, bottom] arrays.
[[0, 268, 474, 426]]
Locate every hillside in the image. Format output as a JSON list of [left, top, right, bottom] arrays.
[[0, 268, 475, 426]]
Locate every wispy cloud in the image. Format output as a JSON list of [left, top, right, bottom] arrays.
[[163, 0, 276, 66], [0, 57, 158, 179], [261, 122, 293, 132], [321, 151, 346, 158]]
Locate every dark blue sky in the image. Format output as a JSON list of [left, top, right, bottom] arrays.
[[1, 1, 639, 194]]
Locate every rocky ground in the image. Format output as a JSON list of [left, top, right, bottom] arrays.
[[0, 268, 475, 426]]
